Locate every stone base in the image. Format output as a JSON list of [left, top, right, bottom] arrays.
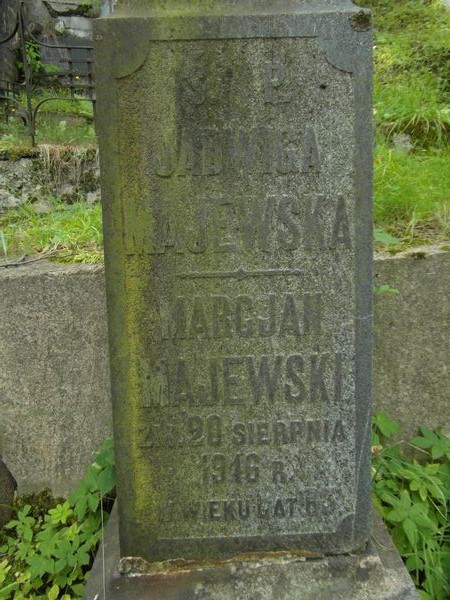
[[83, 505, 419, 600]]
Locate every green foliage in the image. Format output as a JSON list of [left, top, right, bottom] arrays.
[[17, 43, 59, 82], [373, 228, 399, 245], [372, 414, 450, 599], [374, 142, 450, 241], [355, 0, 450, 247], [1, 91, 95, 149], [367, 0, 450, 148], [0, 438, 115, 600], [0, 196, 103, 263], [17, 43, 41, 79], [77, 0, 103, 17], [374, 284, 399, 295], [23, 90, 94, 120], [13, 490, 64, 522]]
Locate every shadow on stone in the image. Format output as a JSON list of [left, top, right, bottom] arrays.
[[0, 458, 16, 528]]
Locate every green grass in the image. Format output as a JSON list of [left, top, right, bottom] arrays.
[[0, 197, 103, 264], [0, 90, 95, 148], [374, 142, 450, 242], [31, 93, 94, 119], [357, 0, 450, 248], [0, 118, 96, 148]]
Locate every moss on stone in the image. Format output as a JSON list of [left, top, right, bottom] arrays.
[[349, 11, 372, 31], [0, 147, 40, 161], [13, 488, 64, 521]]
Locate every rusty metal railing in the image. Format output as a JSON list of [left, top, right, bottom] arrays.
[[0, 1, 95, 146]]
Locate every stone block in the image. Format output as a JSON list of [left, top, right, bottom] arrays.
[[83, 505, 419, 600], [373, 246, 450, 440], [0, 261, 112, 496]]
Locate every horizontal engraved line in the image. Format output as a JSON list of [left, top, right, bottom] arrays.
[[177, 268, 303, 280]]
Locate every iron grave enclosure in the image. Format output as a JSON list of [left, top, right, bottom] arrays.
[[95, 0, 373, 563]]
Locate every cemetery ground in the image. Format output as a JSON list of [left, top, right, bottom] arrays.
[[0, 0, 450, 598]]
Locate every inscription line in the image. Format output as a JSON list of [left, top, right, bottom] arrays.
[[178, 268, 303, 280]]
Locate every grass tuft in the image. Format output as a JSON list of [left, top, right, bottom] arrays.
[[0, 197, 103, 264]]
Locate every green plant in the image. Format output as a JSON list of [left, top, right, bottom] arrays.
[[372, 413, 450, 599], [0, 438, 115, 599], [0, 93, 95, 149], [0, 196, 103, 264], [17, 43, 41, 79], [355, 0, 450, 247], [17, 43, 58, 82], [374, 229, 399, 245], [374, 284, 399, 295]]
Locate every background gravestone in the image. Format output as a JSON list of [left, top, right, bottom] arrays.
[[95, 0, 373, 564]]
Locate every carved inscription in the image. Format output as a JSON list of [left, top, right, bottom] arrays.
[[138, 415, 346, 450], [153, 126, 320, 177], [157, 490, 339, 524], [160, 293, 322, 340], [264, 62, 292, 104], [138, 352, 342, 409], [122, 37, 359, 541], [181, 67, 206, 105], [147, 193, 351, 256]]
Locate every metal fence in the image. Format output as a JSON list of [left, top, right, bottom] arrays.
[[0, 1, 95, 145]]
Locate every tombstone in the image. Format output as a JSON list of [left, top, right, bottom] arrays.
[[85, 1, 419, 597]]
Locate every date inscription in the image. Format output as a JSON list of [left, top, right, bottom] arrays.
[[138, 415, 346, 450]]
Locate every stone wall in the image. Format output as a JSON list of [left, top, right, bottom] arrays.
[[373, 247, 450, 441], [25, 1, 116, 40], [0, 149, 100, 209], [1, 248, 449, 496]]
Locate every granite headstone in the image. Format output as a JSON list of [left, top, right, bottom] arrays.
[[95, 0, 374, 565]]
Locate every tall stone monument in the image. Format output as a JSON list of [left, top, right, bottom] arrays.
[[86, 1, 418, 597]]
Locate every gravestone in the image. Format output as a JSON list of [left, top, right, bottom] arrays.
[[85, 1, 418, 597]]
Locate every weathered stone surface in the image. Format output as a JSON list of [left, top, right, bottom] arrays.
[[0, 159, 36, 208], [0, 261, 112, 496], [0, 188, 21, 210], [43, 1, 94, 17], [373, 245, 450, 440], [95, 0, 373, 562], [0, 150, 99, 209], [53, 15, 93, 38], [83, 505, 419, 600]]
